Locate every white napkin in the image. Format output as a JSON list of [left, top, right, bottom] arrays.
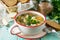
[[17, 0, 34, 12], [0, 2, 11, 26]]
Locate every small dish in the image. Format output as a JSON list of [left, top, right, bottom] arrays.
[[16, 30, 46, 38]]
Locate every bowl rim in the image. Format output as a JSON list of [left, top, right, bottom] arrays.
[[14, 10, 46, 28]]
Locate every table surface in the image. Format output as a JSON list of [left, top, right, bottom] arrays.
[[0, 21, 60, 40], [0, 0, 60, 40]]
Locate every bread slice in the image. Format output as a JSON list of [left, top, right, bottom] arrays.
[[0, 1, 17, 18], [18, 0, 30, 4], [46, 20, 60, 31], [2, 0, 17, 7]]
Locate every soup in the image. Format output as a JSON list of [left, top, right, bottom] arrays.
[[16, 13, 44, 26]]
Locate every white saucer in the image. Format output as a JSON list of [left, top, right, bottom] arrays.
[[16, 31, 46, 38], [10, 24, 47, 39]]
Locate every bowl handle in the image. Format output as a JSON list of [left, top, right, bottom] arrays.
[[10, 23, 21, 35]]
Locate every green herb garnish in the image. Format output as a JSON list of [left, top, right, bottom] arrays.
[[26, 15, 40, 26]]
